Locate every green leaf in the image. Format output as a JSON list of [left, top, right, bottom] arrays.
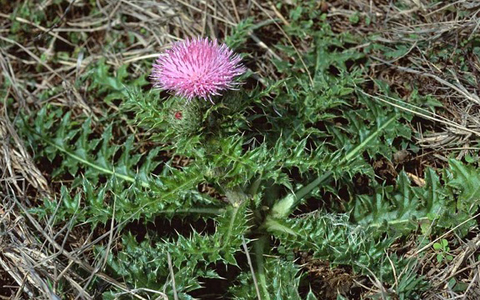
[[448, 159, 480, 206]]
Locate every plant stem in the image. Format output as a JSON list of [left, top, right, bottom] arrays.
[[341, 115, 396, 163], [222, 204, 241, 248], [157, 208, 226, 215], [253, 235, 271, 300], [269, 115, 398, 220]]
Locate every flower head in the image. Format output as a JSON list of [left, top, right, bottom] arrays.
[[151, 37, 246, 102]]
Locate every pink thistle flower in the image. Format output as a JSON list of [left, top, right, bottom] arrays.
[[151, 37, 246, 102]]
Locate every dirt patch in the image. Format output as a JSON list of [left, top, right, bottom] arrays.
[[297, 251, 363, 299], [0, 267, 19, 297]]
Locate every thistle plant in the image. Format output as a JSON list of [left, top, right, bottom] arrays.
[[136, 36, 395, 298], [106, 35, 424, 298]]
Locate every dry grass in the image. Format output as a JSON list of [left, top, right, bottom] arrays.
[[1, 0, 480, 298], [364, 0, 480, 160]]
